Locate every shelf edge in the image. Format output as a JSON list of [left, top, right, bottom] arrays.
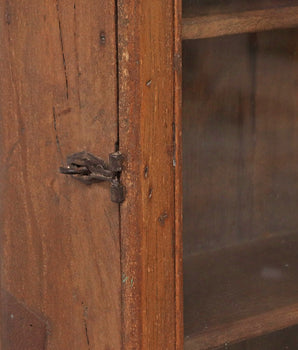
[[185, 302, 298, 350], [182, 6, 298, 40]]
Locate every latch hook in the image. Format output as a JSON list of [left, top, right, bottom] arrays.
[[60, 151, 125, 203]]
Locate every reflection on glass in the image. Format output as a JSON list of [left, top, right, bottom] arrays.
[[183, 27, 298, 349]]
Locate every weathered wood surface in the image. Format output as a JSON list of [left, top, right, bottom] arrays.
[[0, 1, 120, 348], [174, 0, 184, 348], [118, 0, 181, 348]]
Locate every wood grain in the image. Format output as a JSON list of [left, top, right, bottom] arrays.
[[118, 0, 180, 348], [182, 6, 298, 39], [183, 0, 298, 18], [0, 1, 120, 348], [184, 233, 298, 349]]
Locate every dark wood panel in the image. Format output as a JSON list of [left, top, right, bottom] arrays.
[[184, 233, 298, 349], [118, 0, 179, 348], [1, 290, 47, 350], [183, 29, 298, 256], [0, 1, 120, 348]]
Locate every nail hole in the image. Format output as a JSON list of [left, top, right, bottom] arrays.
[[100, 31, 106, 44]]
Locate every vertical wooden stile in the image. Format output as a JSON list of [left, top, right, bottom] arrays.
[[0, 1, 121, 348], [118, 0, 183, 348]]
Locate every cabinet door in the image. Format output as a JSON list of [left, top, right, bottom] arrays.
[[0, 1, 120, 349], [182, 1, 298, 349]]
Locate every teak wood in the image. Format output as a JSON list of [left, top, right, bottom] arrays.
[[118, 0, 182, 348], [1, 0, 298, 349], [0, 0, 183, 349], [0, 1, 120, 349]]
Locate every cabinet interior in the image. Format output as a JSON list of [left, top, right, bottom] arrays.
[[217, 324, 298, 350], [182, 0, 298, 39], [182, 3, 298, 347], [183, 0, 298, 17]]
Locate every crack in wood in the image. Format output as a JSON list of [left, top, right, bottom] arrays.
[[6, 139, 20, 168], [83, 319, 90, 349], [56, 0, 69, 100], [73, 1, 82, 109], [5, 0, 11, 25], [82, 304, 90, 349], [52, 107, 63, 164]]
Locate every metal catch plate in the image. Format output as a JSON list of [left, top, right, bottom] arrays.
[[60, 151, 125, 203]]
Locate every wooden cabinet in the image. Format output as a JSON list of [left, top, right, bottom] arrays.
[[182, 1, 298, 349], [1, 1, 298, 349]]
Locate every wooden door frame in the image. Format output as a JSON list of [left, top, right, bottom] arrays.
[[117, 0, 183, 348]]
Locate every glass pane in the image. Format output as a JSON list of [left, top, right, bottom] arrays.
[[183, 27, 298, 349]]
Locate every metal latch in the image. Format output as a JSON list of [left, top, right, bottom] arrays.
[[60, 151, 125, 203]]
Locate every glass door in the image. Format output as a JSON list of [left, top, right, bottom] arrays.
[[182, 1, 298, 349]]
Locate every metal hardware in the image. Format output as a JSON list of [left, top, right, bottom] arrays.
[[60, 151, 125, 203]]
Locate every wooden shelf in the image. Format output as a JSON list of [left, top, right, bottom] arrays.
[[182, 1, 298, 39], [184, 233, 298, 349]]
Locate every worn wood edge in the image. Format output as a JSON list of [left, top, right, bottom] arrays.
[[0, 1, 121, 348], [182, 6, 298, 40], [118, 0, 177, 349], [117, 0, 143, 347], [185, 303, 298, 349], [174, 0, 184, 349]]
